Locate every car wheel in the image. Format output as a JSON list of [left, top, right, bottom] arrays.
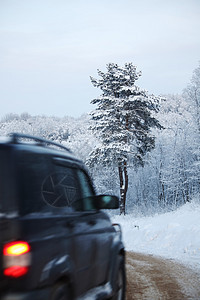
[[51, 282, 71, 300], [111, 258, 126, 300]]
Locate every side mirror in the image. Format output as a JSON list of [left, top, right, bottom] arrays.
[[78, 195, 119, 211], [94, 195, 119, 209]]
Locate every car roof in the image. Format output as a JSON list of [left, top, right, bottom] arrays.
[[0, 133, 83, 165]]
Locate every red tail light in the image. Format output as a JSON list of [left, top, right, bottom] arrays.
[[4, 266, 28, 278], [3, 241, 30, 256], [3, 241, 31, 278]]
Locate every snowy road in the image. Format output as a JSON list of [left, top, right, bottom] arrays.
[[126, 252, 200, 300]]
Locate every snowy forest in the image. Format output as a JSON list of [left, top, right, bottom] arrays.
[[0, 62, 199, 216]]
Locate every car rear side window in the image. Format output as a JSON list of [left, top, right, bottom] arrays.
[[16, 150, 96, 214], [45, 163, 81, 209], [16, 151, 53, 215], [17, 151, 82, 214], [52, 159, 96, 211]]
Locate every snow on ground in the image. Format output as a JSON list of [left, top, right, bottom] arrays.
[[111, 200, 200, 270]]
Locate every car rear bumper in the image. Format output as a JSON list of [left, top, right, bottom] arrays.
[[1, 288, 50, 300]]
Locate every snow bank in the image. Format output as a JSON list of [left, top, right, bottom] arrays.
[[112, 200, 200, 270]]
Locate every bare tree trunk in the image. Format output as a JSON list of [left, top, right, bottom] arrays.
[[118, 116, 130, 215], [118, 165, 124, 215], [124, 162, 128, 210], [118, 162, 129, 215]]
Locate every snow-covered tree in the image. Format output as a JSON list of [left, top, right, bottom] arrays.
[[183, 62, 200, 192], [0, 114, 70, 143], [152, 94, 196, 206], [131, 91, 199, 212], [88, 63, 162, 214], [62, 114, 97, 162], [184, 62, 200, 134]]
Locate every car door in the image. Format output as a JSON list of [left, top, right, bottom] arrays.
[[51, 159, 100, 295], [73, 169, 115, 291], [51, 159, 115, 296]]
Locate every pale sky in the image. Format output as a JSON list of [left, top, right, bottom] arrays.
[[0, 0, 200, 118]]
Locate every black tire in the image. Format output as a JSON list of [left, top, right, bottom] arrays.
[[51, 282, 71, 300], [111, 258, 126, 300]]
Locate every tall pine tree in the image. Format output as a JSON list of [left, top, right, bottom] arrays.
[[88, 63, 162, 214]]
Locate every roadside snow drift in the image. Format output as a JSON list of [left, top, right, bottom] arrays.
[[112, 200, 200, 270]]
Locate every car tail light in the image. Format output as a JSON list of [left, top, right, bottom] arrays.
[[3, 241, 31, 278]]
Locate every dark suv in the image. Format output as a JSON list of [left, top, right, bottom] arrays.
[[0, 133, 125, 300]]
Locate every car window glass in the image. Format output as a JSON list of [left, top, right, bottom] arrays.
[[17, 151, 95, 214], [76, 170, 94, 198], [49, 164, 81, 209], [17, 152, 54, 215], [76, 169, 96, 211]]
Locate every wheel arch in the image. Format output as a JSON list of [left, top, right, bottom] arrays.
[[107, 240, 126, 291], [51, 275, 74, 300], [39, 255, 75, 290]]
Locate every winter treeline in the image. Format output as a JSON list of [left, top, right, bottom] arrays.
[[0, 63, 199, 215], [0, 113, 95, 162], [126, 63, 200, 214], [130, 93, 199, 214]]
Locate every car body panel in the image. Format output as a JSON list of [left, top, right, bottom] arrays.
[[0, 134, 125, 299]]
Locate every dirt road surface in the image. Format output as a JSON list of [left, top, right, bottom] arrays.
[[126, 252, 200, 300]]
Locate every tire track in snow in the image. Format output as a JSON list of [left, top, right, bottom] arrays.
[[126, 252, 200, 299]]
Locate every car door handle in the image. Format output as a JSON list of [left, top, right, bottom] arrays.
[[88, 219, 96, 226], [65, 221, 75, 229]]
